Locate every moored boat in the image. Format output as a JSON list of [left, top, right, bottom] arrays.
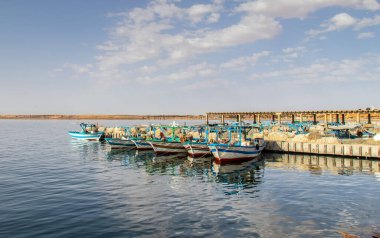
[[149, 140, 187, 155], [147, 123, 188, 156], [183, 142, 211, 157], [105, 138, 136, 150], [208, 140, 265, 164], [130, 138, 153, 151], [182, 124, 221, 158], [208, 123, 265, 164], [68, 123, 104, 141]]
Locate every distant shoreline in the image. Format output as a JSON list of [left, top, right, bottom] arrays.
[[0, 114, 205, 120]]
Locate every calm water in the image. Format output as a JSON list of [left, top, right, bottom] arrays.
[[0, 120, 379, 238]]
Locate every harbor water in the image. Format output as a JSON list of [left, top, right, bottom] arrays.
[[0, 120, 380, 238]]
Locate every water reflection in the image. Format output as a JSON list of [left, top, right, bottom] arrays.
[[70, 140, 103, 161], [70, 140, 380, 197], [264, 152, 380, 175]]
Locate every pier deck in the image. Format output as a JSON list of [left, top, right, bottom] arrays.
[[206, 109, 380, 124]]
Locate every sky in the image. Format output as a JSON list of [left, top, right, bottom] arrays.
[[0, 0, 379, 115]]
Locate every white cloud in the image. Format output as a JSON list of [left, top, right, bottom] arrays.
[[136, 62, 218, 84], [94, 0, 281, 79], [307, 13, 380, 37], [186, 2, 222, 24], [354, 15, 380, 29], [307, 13, 357, 36], [250, 54, 380, 83], [236, 0, 380, 19], [62, 63, 93, 74], [61, 0, 380, 87], [357, 31, 375, 39], [281, 47, 307, 62], [221, 51, 271, 70]]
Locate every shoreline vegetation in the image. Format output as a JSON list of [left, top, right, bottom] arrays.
[[0, 114, 205, 120]]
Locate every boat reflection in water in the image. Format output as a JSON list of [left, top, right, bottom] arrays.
[[211, 157, 265, 195], [70, 140, 104, 161]]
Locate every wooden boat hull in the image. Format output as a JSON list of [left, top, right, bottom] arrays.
[[105, 138, 136, 150], [183, 142, 211, 158], [131, 139, 153, 151], [208, 144, 265, 164], [68, 131, 104, 141], [148, 141, 187, 155]]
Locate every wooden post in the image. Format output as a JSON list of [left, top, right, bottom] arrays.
[[272, 114, 275, 123], [221, 115, 225, 124], [237, 114, 241, 123], [253, 114, 257, 124], [291, 114, 295, 124], [313, 114, 317, 125], [206, 114, 209, 125], [324, 114, 328, 129], [257, 114, 261, 123], [341, 114, 345, 125], [336, 114, 339, 123], [368, 113, 372, 124]]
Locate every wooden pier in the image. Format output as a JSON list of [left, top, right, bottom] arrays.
[[206, 109, 380, 124]]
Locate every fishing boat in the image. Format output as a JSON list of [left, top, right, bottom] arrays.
[[183, 125, 215, 158], [105, 138, 136, 150], [68, 123, 104, 141], [149, 139, 187, 155], [184, 142, 210, 157], [131, 138, 153, 151], [147, 123, 188, 156], [208, 124, 265, 164], [126, 125, 154, 151], [105, 125, 154, 151]]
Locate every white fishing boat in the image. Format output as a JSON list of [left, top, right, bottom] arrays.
[[208, 139, 265, 164], [208, 124, 265, 164]]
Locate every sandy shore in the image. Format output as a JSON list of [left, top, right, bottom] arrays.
[[0, 114, 205, 120]]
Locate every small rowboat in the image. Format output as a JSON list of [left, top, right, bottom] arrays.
[[68, 123, 104, 141]]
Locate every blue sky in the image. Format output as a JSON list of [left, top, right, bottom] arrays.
[[0, 0, 379, 114]]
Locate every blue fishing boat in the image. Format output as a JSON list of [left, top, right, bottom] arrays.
[[68, 123, 104, 141], [208, 123, 265, 164]]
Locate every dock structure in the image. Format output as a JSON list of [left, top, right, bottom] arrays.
[[206, 109, 380, 125]]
